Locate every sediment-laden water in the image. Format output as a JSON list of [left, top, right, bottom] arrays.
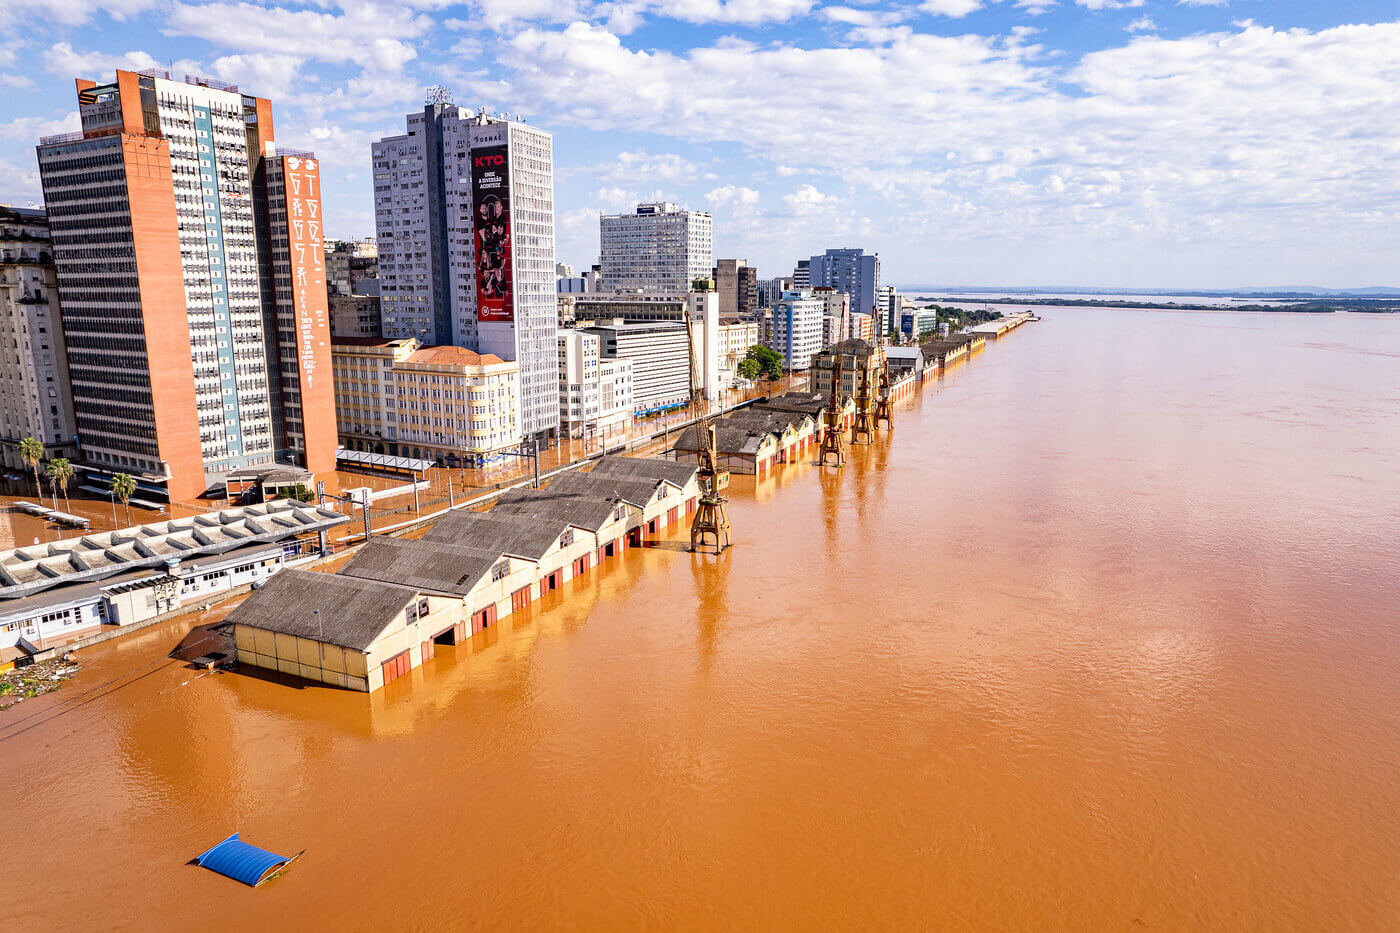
[[2, 307, 1398, 929]]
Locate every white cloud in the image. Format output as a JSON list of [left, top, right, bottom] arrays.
[[0, 0, 156, 28], [1013, 0, 1057, 13], [1125, 15, 1156, 32], [919, 0, 984, 16], [1076, 0, 1144, 10], [599, 150, 714, 185], [478, 19, 1400, 283], [705, 184, 759, 208], [164, 1, 427, 71]]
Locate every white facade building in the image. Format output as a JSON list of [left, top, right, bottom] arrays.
[[599, 203, 713, 294], [768, 291, 825, 371], [373, 95, 558, 441], [0, 207, 77, 470], [583, 321, 691, 414], [815, 287, 851, 348], [557, 329, 633, 439]]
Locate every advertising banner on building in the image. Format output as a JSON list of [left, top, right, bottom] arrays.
[[471, 145, 513, 322]]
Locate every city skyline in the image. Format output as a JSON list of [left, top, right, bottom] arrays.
[[1, 3, 1399, 288]]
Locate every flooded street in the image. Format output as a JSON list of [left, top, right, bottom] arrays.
[[3, 308, 1399, 929]]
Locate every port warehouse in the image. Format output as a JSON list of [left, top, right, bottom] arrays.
[[0, 501, 350, 665], [227, 457, 703, 692]]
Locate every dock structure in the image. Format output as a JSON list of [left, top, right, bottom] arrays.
[[226, 456, 701, 692]]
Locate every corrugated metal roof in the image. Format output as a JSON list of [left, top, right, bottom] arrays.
[[588, 456, 698, 489], [195, 832, 300, 887], [491, 486, 623, 533], [339, 537, 497, 596], [224, 569, 415, 651], [543, 470, 663, 508], [422, 510, 571, 561]]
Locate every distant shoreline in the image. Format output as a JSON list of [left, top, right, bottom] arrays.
[[918, 297, 1400, 314]]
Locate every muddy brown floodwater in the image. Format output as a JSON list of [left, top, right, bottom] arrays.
[[2, 308, 1399, 929]]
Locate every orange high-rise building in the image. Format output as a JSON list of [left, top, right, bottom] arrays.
[[35, 70, 336, 503]]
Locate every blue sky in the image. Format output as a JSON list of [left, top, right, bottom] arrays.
[[2, 0, 1398, 288]]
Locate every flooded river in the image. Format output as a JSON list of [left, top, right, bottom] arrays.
[[3, 308, 1398, 929]]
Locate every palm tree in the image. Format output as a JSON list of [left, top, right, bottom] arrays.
[[18, 436, 44, 505], [46, 458, 74, 513], [110, 473, 137, 528]]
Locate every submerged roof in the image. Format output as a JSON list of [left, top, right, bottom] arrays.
[[339, 537, 498, 596], [196, 833, 301, 887], [225, 569, 415, 651], [0, 500, 348, 600], [589, 456, 698, 489]]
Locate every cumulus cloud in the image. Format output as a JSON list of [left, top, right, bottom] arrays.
[[599, 150, 714, 185], [706, 184, 760, 208], [474, 18, 1400, 281]]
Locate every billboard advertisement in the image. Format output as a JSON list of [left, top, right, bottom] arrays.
[[471, 144, 513, 322]]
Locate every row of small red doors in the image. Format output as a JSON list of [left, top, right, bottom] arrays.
[[384, 508, 696, 684]]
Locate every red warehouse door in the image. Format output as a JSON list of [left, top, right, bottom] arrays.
[[380, 650, 412, 686], [667, 507, 678, 524]]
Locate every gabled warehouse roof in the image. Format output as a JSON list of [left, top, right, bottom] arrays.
[[491, 486, 625, 533], [225, 569, 416, 652], [542, 470, 667, 509], [339, 537, 500, 596], [588, 456, 698, 489], [422, 509, 575, 562]]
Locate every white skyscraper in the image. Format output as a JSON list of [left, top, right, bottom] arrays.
[[599, 202, 713, 294], [768, 290, 824, 371], [373, 92, 558, 440]]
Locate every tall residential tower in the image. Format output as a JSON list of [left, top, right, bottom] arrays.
[[36, 69, 336, 502], [373, 94, 558, 440]]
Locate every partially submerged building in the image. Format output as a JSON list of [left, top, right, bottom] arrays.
[[0, 500, 348, 662], [226, 456, 701, 692]]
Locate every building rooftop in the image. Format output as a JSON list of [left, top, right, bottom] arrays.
[[405, 346, 507, 367], [225, 570, 417, 652], [339, 537, 499, 596], [752, 393, 829, 418], [491, 486, 626, 534], [0, 500, 348, 600], [332, 336, 416, 349], [589, 456, 698, 490], [422, 509, 575, 563], [543, 470, 669, 509]]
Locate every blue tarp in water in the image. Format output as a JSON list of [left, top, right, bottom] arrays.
[[195, 832, 301, 887]]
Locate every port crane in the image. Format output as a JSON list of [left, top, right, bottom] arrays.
[[818, 345, 847, 467], [686, 308, 731, 553], [851, 349, 876, 445], [873, 318, 892, 430]]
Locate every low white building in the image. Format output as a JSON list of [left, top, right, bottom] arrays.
[[583, 320, 691, 415], [0, 500, 348, 660], [557, 329, 634, 440]]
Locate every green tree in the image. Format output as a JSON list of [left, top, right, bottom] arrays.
[[17, 436, 45, 505], [110, 473, 137, 528], [737, 356, 762, 381], [743, 344, 783, 381], [46, 458, 74, 513]]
